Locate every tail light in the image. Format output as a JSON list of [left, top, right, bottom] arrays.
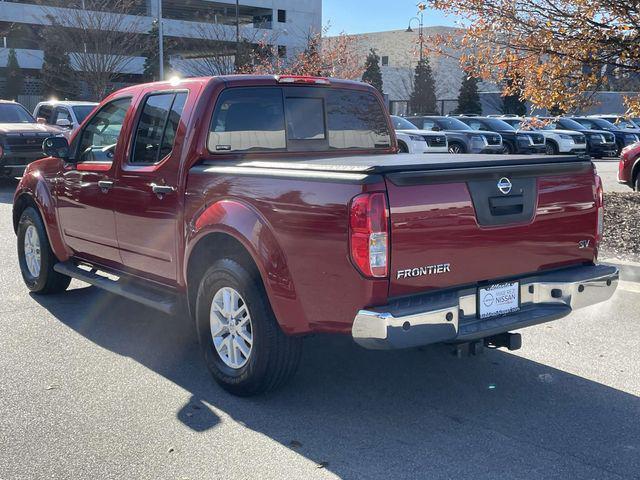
[[0, 144, 3, 159], [349, 192, 389, 278], [595, 174, 604, 256]]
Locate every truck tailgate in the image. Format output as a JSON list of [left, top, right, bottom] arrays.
[[385, 159, 598, 297]]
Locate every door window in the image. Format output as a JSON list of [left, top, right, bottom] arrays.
[[130, 92, 187, 164], [76, 97, 132, 163], [36, 105, 53, 123], [52, 107, 72, 127]]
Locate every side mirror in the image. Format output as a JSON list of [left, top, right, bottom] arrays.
[[36, 117, 47, 125], [56, 118, 72, 128], [42, 136, 70, 160]]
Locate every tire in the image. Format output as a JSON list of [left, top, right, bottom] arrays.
[[448, 142, 466, 154], [502, 142, 514, 154], [398, 142, 409, 153], [17, 207, 71, 294], [634, 174, 640, 192], [545, 141, 559, 155], [195, 258, 302, 396]]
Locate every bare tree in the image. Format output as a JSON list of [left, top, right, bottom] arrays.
[[39, 0, 149, 100], [174, 22, 268, 77]]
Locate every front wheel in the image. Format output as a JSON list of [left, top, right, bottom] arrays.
[[545, 142, 558, 155], [195, 259, 302, 396], [448, 142, 466, 154], [502, 142, 514, 154], [17, 207, 71, 294]]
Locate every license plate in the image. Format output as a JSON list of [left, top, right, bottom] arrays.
[[478, 282, 520, 319]]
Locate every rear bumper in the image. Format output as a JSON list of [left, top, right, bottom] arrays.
[[352, 264, 618, 350]]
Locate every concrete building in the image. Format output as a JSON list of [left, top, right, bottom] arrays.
[[0, 0, 321, 106], [346, 27, 472, 115]]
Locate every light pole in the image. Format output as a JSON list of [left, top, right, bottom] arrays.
[[157, 0, 164, 80], [406, 3, 426, 62]]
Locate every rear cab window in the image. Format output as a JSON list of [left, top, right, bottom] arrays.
[[207, 86, 391, 154]]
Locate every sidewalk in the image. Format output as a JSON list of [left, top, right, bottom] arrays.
[[601, 257, 640, 283]]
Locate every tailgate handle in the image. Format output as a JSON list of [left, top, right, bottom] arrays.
[[489, 195, 524, 216]]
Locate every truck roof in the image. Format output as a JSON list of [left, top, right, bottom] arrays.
[[113, 74, 375, 96]]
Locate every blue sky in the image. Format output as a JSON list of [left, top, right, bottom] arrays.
[[322, 0, 458, 36]]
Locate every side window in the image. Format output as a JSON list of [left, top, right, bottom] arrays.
[[131, 92, 187, 164], [421, 119, 436, 130], [36, 105, 53, 123], [467, 120, 483, 130], [208, 88, 285, 153], [326, 90, 391, 150], [77, 97, 132, 163], [52, 107, 72, 126]]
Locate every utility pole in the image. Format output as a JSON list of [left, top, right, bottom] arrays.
[[158, 0, 164, 80], [235, 0, 240, 59]]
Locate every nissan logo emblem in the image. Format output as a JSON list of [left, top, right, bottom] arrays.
[[497, 177, 512, 195]]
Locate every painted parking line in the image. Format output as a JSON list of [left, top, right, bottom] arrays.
[[618, 280, 640, 294]]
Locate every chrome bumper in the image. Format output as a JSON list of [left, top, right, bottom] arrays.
[[352, 264, 619, 350]]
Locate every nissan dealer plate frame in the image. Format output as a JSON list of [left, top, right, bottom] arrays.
[[478, 281, 521, 319]]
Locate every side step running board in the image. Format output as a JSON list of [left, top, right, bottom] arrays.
[[54, 261, 180, 316]]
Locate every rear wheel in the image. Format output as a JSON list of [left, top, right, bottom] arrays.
[[195, 259, 302, 396], [17, 207, 70, 294]]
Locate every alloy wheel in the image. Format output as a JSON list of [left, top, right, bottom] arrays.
[[210, 287, 253, 369]]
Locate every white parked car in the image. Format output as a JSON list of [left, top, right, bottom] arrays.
[[390, 115, 448, 153], [33, 101, 98, 138], [495, 116, 587, 155]]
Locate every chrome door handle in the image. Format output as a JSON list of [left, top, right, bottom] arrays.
[[98, 180, 113, 192], [151, 184, 176, 197]]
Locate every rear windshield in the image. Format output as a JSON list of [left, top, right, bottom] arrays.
[[208, 87, 392, 153], [0, 103, 35, 123]]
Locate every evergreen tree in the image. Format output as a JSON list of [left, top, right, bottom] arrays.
[[501, 76, 527, 115], [362, 49, 383, 94], [455, 74, 482, 115], [41, 29, 76, 99], [409, 58, 437, 115], [143, 24, 172, 81], [5, 49, 23, 100]]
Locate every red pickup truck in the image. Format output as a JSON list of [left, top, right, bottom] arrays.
[[13, 75, 618, 396]]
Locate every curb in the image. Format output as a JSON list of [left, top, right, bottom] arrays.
[[601, 258, 640, 283]]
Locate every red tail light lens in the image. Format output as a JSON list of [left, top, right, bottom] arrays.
[[349, 192, 389, 278], [595, 174, 604, 256]]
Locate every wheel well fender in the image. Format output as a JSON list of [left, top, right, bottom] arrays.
[[632, 157, 640, 184], [185, 200, 304, 334], [13, 173, 70, 261]]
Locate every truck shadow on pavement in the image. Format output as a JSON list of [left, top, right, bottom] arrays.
[[33, 285, 640, 479]]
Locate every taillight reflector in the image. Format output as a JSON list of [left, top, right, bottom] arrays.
[[275, 75, 331, 85], [349, 192, 389, 278], [595, 174, 604, 257]]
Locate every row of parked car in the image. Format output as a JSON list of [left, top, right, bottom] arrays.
[[392, 113, 640, 159], [0, 99, 97, 178]]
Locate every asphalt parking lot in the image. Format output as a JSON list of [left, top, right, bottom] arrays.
[[1, 170, 639, 480]]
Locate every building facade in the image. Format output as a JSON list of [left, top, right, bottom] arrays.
[[0, 0, 321, 106]]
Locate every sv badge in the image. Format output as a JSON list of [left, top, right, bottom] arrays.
[[578, 239, 591, 249]]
